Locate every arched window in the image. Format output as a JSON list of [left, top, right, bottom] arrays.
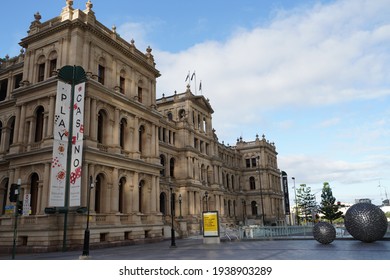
[[169, 158, 175, 178], [35, 106, 44, 142], [0, 178, 9, 215], [37, 55, 46, 82], [251, 201, 258, 216], [98, 58, 106, 85], [30, 173, 39, 215], [48, 51, 58, 77], [119, 70, 126, 94], [119, 118, 127, 150], [160, 192, 167, 215], [167, 112, 173, 121], [97, 110, 107, 144], [137, 80, 143, 103], [118, 177, 126, 213], [95, 174, 103, 213], [249, 176, 256, 190], [7, 117, 15, 151], [179, 109, 186, 119], [139, 180, 145, 213], [138, 125, 145, 153], [207, 166, 213, 184], [200, 164, 206, 182], [0, 121, 3, 149], [228, 200, 232, 216], [226, 174, 230, 189], [231, 175, 235, 190], [160, 155, 166, 176]]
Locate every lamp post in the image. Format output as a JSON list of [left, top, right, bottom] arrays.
[[178, 194, 182, 219], [11, 178, 21, 260], [81, 176, 94, 257], [292, 177, 300, 225], [257, 156, 265, 226], [170, 185, 176, 248], [241, 199, 246, 225], [205, 191, 209, 211]]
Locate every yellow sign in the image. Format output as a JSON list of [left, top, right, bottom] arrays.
[[203, 211, 219, 237]]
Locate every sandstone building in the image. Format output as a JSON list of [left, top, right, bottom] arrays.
[[0, 1, 284, 252]]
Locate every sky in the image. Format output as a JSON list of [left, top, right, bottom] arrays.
[[1, 0, 389, 206]]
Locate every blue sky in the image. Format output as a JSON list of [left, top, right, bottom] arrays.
[[1, 0, 389, 205]]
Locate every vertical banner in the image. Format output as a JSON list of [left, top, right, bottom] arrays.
[[69, 82, 85, 207], [49, 81, 71, 207], [281, 171, 290, 215], [49, 80, 85, 207]]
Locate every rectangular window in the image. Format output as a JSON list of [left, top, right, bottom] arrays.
[[252, 158, 257, 168], [246, 159, 251, 168], [38, 63, 45, 82], [119, 76, 125, 94], [137, 86, 142, 103], [98, 65, 105, 84], [0, 79, 8, 101], [14, 73, 23, 89]]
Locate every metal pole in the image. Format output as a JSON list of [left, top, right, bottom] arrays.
[[11, 178, 21, 260], [62, 66, 77, 252], [292, 177, 299, 225], [57, 65, 86, 252], [178, 194, 182, 219], [170, 186, 176, 247], [82, 176, 93, 257], [205, 191, 209, 212]]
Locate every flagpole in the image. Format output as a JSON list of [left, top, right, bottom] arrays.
[[192, 71, 197, 95], [185, 71, 190, 86]]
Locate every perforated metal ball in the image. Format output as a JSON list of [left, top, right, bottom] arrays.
[[344, 203, 388, 243], [313, 222, 336, 244]]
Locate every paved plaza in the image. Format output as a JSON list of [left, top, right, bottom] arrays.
[[1, 237, 390, 260]]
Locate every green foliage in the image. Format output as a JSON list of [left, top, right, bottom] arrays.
[[296, 184, 317, 222], [318, 182, 343, 224]]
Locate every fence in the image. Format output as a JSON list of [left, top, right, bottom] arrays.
[[237, 224, 390, 240]]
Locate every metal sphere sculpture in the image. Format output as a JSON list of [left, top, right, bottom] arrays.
[[344, 203, 387, 243], [313, 222, 336, 244]]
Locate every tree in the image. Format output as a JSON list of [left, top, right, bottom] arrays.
[[318, 182, 343, 224], [296, 184, 317, 223]]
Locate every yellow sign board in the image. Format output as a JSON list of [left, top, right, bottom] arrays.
[[203, 211, 219, 237]]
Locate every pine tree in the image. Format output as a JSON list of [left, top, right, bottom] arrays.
[[318, 182, 343, 224], [296, 184, 317, 223]]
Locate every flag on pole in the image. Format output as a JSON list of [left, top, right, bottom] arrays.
[[191, 72, 195, 81], [199, 81, 202, 91], [185, 71, 190, 82]]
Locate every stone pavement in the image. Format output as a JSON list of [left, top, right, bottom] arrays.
[[1, 237, 390, 260]]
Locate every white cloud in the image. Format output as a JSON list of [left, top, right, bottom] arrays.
[[153, 0, 390, 114]]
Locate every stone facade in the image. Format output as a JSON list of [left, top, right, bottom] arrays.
[[0, 1, 284, 252]]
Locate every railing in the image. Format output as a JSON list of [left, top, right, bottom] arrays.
[[238, 224, 390, 240], [239, 225, 313, 239]]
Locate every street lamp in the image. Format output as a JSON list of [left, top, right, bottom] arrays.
[[205, 191, 209, 211], [257, 156, 265, 226], [82, 176, 94, 257], [241, 199, 246, 225], [292, 177, 300, 226], [178, 194, 182, 219], [170, 185, 176, 248]]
